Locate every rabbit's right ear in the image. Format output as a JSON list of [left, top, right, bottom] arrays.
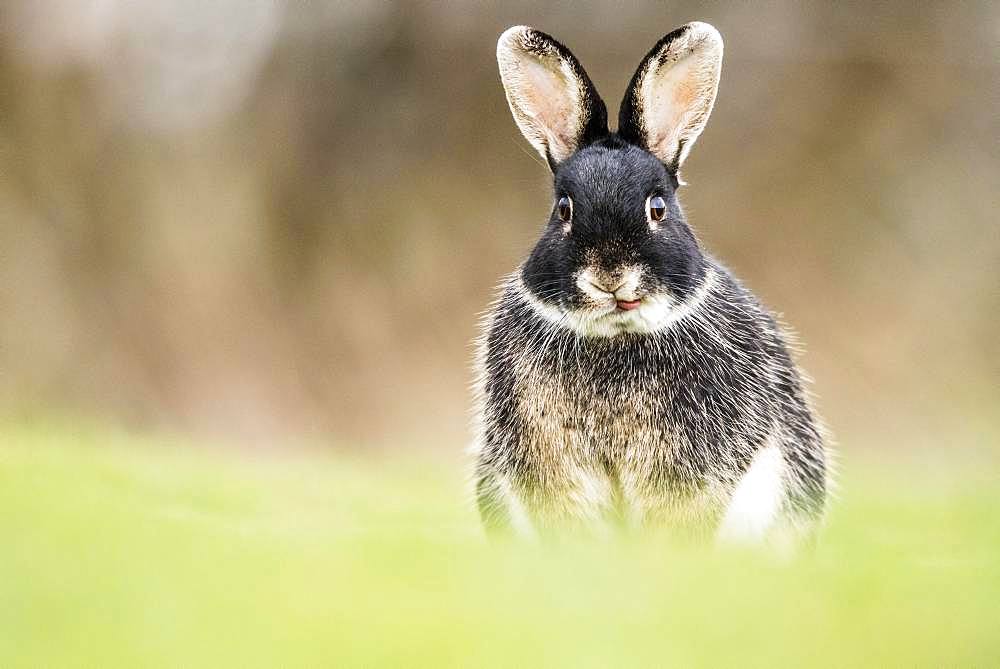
[[497, 26, 608, 170]]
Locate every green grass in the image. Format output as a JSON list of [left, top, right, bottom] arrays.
[[1, 423, 998, 668]]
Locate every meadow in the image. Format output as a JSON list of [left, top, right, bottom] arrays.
[[2, 422, 997, 667]]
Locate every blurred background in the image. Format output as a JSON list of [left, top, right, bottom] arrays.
[[1, 0, 997, 456]]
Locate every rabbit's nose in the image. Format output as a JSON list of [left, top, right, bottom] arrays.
[[589, 276, 626, 294], [612, 275, 641, 299], [578, 267, 642, 306], [586, 278, 639, 306]]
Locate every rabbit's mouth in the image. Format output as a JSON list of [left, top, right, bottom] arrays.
[[600, 301, 649, 317], [517, 266, 718, 338], [581, 296, 646, 315]]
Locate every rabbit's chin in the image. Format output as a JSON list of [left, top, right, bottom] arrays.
[[518, 266, 718, 338]]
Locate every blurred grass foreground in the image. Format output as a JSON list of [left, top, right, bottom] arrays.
[[2, 423, 998, 668]]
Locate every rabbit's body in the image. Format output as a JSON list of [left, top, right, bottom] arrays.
[[475, 23, 828, 542], [474, 258, 825, 539]]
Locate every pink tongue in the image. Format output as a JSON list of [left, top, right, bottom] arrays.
[[617, 299, 641, 311]]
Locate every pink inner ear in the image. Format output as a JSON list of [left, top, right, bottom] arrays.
[[641, 56, 700, 163], [672, 79, 697, 109], [637, 36, 720, 170], [517, 57, 580, 160]]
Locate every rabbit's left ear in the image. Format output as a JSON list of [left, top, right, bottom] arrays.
[[618, 22, 723, 175], [497, 26, 608, 170]]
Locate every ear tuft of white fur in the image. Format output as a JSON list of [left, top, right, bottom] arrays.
[[497, 26, 590, 167], [624, 21, 723, 172]]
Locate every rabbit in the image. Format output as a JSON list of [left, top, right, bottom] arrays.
[[472, 22, 828, 544]]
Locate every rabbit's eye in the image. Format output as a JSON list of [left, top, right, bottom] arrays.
[[647, 195, 668, 223], [556, 196, 573, 223]]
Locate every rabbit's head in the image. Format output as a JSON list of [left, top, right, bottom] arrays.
[[498, 23, 723, 337]]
